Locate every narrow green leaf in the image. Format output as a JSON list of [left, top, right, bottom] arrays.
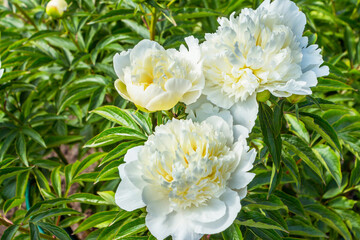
[[3, 198, 25, 214], [1, 225, 19, 240], [285, 114, 310, 143], [313, 144, 342, 187], [222, 223, 243, 240], [287, 218, 327, 237], [37, 222, 71, 240], [15, 133, 28, 166], [22, 127, 46, 148], [304, 204, 352, 240], [51, 166, 62, 197], [74, 211, 118, 234], [282, 134, 324, 182]]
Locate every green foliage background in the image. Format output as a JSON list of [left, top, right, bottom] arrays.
[[0, 0, 359, 239]]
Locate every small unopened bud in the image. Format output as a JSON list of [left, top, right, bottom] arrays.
[[46, 0, 68, 18], [286, 94, 306, 104], [256, 90, 271, 102]]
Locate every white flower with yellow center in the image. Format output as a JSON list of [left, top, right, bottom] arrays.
[[115, 116, 256, 240], [113, 36, 204, 112], [201, 0, 329, 109]]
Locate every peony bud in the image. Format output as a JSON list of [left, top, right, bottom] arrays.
[[46, 0, 68, 18]]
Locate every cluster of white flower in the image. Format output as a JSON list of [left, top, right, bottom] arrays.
[[113, 0, 328, 239]]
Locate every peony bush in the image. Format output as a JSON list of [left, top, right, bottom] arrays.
[[0, 0, 360, 240]]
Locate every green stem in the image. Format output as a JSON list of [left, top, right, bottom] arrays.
[[62, 20, 82, 52], [0, 217, 54, 240], [54, 147, 68, 164], [12, 3, 39, 31], [149, 8, 157, 41]]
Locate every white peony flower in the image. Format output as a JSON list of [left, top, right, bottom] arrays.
[[115, 117, 256, 240], [113, 36, 204, 112], [46, 0, 68, 18], [201, 0, 329, 109]]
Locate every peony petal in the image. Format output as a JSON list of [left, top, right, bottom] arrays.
[[146, 211, 203, 240], [114, 79, 131, 101], [124, 146, 142, 163], [230, 93, 258, 133], [164, 78, 192, 94], [146, 91, 181, 111], [193, 188, 241, 234], [113, 50, 130, 79], [187, 198, 226, 223], [130, 39, 164, 63], [0, 69, 3, 79], [115, 177, 145, 211], [142, 185, 172, 217]]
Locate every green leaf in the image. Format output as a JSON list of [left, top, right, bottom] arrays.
[[115, 217, 147, 238], [274, 190, 305, 217], [282, 134, 324, 182], [68, 193, 108, 205], [28, 30, 60, 41], [51, 166, 62, 196], [328, 196, 357, 209], [0, 131, 17, 161], [350, 157, 360, 187], [300, 112, 342, 153], [313, 144, 342, 187], [3, 197, 25, 214], [122, 19, 150, 39], [323, 173, 348, 199], [88, 86, 106, 112], [222, 223, 243, 240], [243, 193, 287, 211], [29, 222, 40, 240], [100, 141, 143, 166], [37, 222, 71, 240], [15, 133, 28, 166], [1, 225, 19, 240], [32, 208, 80, 222], [304, 203, 352, 240], [89, 9, 137, 24], [285, 114, 310, 143], [287, 218, 327, 237], [237, 211, 287, 232], [58, 85, 98, 113], [91, 105, 140, 131], [0, 167, 30, 183], [73, 152, 106, 177], [314, 78, 354, 91], [16, 171, 30, 197], [96, 159, 122, 183], [84, 127, 146, 148], [259, 102, 282, 169], [44, 135, 83, 148], [24, 198, 71, 220], [74, 211, 119, 234], [97, 191, 116, 205], [22, 127, 46, 148]]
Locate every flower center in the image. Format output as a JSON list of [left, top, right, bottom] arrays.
[[139, 120, 239, 210]]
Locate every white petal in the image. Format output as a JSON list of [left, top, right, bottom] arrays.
[[115, 177, 145, 211], [205, 116, 233, 145], [146, 211, 203, 240], [130, 39, 164, 63], [146, 92, 181, 111], [193, 188, 241, 234], [0, 69, 3, 79], [114, 79, 131, 101], [187, 198, 226, 223], [230, 93, 258, 133], [113, 50, 130, 79], [124, 146, 142, 163], [142, 185, 171, 217], [164, 78, 192, 94], [124, 161, 146, 189]]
